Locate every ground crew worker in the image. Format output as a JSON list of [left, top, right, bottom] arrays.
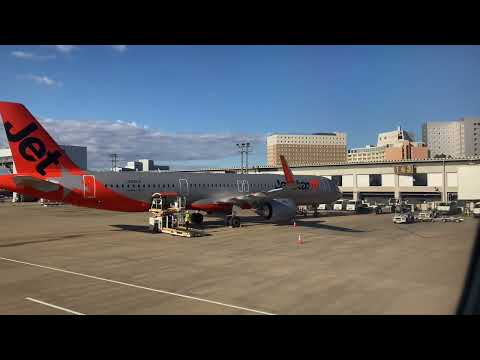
[[184, 210, 192, 231]]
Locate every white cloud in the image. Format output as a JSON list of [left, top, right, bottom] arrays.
[[11, 51, 56, 61], [19, 74, 62, 87], [55, 45, 77, 53], [0, 117, 263, 170], [111, 45, 127, 52]]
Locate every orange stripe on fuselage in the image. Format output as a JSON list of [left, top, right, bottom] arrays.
[[0, 174, 150, 212]]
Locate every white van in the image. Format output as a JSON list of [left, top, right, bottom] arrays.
[[346, 200, 362, 211], [333, 200, 347, 211], [473, 202, 480, 218], [317, 203, 331, 210]]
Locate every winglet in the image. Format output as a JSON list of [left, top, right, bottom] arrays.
[[280, 155, 295, 185]]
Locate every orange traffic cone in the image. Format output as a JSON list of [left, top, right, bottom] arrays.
[[297, 233, 304, 244]]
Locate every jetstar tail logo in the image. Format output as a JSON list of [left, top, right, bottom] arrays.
[[4, 121, 62, 176]]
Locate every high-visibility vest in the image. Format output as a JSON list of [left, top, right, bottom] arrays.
[[185, 213, 191, 222]]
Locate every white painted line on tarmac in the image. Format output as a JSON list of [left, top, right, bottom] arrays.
[[1, 257, 275, 315], [26, 297, 85, 315]]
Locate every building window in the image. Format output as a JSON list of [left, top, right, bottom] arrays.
[[369, 174, 382, 186], [332, 175, 342, 186], [413, 173, 428, 186]]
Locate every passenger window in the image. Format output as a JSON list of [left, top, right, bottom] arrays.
[[121, 184, 124, 188], [104, 184, 108, 188], [116, 184, 119, 188], [127, 185, 130, 188]]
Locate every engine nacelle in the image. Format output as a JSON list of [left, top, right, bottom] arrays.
[[256, 198, 297, 222]]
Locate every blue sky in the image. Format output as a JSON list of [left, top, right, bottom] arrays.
[[1, 45, 479, 169]]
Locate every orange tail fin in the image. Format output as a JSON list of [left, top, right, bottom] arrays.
[[0, 101, 80, 177], [280, 155, 295, 185]]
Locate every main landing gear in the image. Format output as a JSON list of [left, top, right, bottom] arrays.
[[225, 215, 241, 228], [191, 212, 204, 225], [224, 205, 241, 228]]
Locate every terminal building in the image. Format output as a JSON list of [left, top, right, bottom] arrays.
[[183, 156, 480, 204], [114, 159, 170, 172], [267, 132, 347, 166]]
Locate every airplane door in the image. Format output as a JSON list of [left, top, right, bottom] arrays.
[[242, 180, 249, 193], [237, 179, 249, 192], [237, 179, 243, 192], [179, 179, 189, 196], [83, 175, 96, 199]]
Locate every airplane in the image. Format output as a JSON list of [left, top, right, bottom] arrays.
[[0, 101, 342, 227]]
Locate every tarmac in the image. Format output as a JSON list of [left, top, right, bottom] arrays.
[[0, 202, 477, 314]]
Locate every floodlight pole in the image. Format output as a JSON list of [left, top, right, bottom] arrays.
[[245, 142, 251, 174], [236, 144, 244, 174]]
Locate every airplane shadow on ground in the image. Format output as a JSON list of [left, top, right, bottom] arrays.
[[290, 221, 366, 233], [110, 217, 364, 234], [110, 225, 153, 233], [110, 224, 212, 236]]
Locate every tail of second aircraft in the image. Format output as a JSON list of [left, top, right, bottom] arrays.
[[0, 101, 82, 177]]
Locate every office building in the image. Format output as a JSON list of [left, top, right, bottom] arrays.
[[267, 133, 347, 166], [348, 127, 428, 163], [423, 117, 480, 158]]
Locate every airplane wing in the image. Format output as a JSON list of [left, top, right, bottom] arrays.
[[191, 155, 297, 209], [190, 189, 286, 211], [12, 176, 62, 192]]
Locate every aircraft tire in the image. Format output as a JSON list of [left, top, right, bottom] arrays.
[[231, 216, 241, 228], [192, 212, 203, 225]]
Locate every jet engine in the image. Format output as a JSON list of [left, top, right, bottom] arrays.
[[256, 198, 297, 222]]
